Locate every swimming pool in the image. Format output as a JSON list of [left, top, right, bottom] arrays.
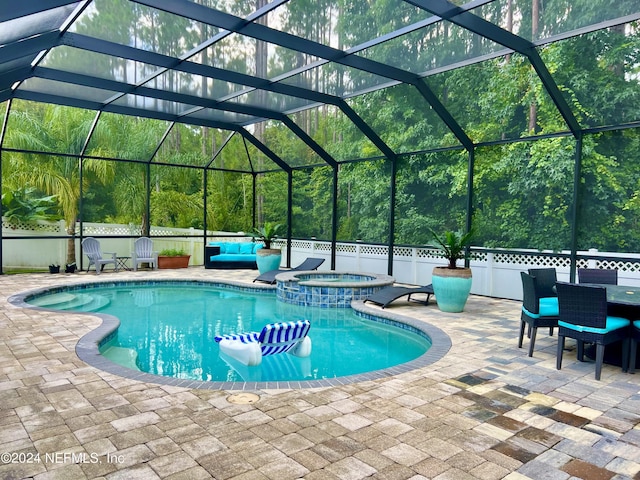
[[16, 279, 451, 390]]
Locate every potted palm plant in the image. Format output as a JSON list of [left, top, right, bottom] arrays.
[[430, 228, 475, 312], [252, 222, 284, 274]]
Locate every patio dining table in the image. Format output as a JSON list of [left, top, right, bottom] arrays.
[[581, 283, 640, 367], [595, 284, 640, 307]]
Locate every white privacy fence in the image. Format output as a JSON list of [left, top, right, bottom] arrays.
[[5, 219, 640, 301], [280, 240, 640, 301], [1, 219, 248, 271]]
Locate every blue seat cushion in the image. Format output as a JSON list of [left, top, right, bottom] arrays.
[[539, 297, 559, 315], [559, 316, 630, 334], [209, 254, 256, 262], [522, 297, 558, 318]]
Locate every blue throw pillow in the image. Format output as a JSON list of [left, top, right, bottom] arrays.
[[253, 243, 264, 254], [240, 243, 254, 255], [226, 243, 240, 254]]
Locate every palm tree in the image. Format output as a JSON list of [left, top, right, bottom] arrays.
[[4, 104, 115, 264]]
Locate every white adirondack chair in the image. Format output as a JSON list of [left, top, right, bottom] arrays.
[[131, 237, 158, 271], [82, 237, 117, 274]]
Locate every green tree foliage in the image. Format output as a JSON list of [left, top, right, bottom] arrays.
[[206, 171, 253, 232], [1, 187, 60, 226], [2, 5, 640, 258], [3, 103, 115, 263]]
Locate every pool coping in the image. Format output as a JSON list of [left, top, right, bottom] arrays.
[[276, 270, 397, 308], [9, 278, 451, 391], [278, 270, 395, 287]]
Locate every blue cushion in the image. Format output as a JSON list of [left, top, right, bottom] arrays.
[[253, 243, 264, 254], [522, 297, 559, 318], [218, 243, 228, 254], [226, 243, 240, 254], [539, 297, 559, 316], [209, 254, 255, 262], [523, 305, 557, 319], [634, 320, 640, 329], [559, 316, 630, 334], [240, 242, 254, 255]]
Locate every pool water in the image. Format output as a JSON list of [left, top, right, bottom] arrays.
[[28, 283, 432, 383]]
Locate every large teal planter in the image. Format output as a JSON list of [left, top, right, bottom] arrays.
[[256, 249, 282, 274], [432, 267, 472, 313]]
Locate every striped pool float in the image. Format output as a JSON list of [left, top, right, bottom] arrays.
[[215, 320, 312, 366]]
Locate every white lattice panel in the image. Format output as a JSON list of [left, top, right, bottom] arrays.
[[291, 240, 313, 249], [2, 219, 64, 233], [313, 243, 332, 252], [359, 245, 387, 255], [416, 248, 441, 259], [583, 259, 640, 273], [337, 244, 356, 253], [494, 252, 571, 268], [84, 225, 133, 235], [471, 251, 487, 262], [393, 247, 413, 258]]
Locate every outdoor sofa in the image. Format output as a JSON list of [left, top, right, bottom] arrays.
[[204, 241, 263, 269]]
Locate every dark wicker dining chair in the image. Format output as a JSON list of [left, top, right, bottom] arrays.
[[555, 282, 630, 380], [577, 268, 618, 285], [519, 272, 559, 357], [629, 321, 640, 374], [528, 268, 557, 299]]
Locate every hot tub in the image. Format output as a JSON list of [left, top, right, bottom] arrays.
[[276, 271, 395, 308]]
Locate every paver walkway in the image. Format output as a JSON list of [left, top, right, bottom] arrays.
[[0, 268, 638, 479]]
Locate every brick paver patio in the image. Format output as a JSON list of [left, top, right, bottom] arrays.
[[0, 268, 638, 479]]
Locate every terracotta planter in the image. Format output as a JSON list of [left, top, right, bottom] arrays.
[[432, 266, 472, 312], [158, 255, 190, 269]]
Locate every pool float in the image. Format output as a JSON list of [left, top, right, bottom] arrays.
[[215, 320, 312, 366]]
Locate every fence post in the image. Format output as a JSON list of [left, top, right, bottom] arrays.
[[486, 251, 494, 297], [58, 220, 67, 266], [588, 248, 598, 268], [188, 228, 195, 256]]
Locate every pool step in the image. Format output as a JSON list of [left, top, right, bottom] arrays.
[[30, 293, 111, 311], [101, 346, 141, 371], [29, 292, 76, 307]]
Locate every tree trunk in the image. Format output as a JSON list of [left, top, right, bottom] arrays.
[[66, 226, 76, 264]]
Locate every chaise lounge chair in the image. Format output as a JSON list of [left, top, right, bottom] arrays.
[[214, 320, 312, 366], [363, 284, 434, 309], [253, 257, 325, 284]]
